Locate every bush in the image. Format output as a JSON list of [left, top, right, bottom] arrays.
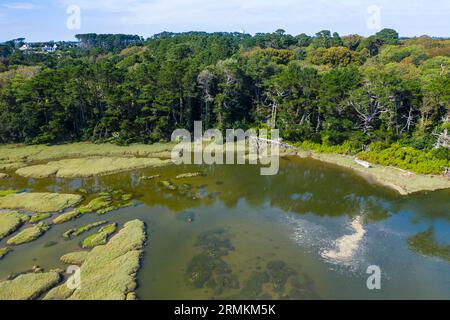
[[358, 143, 450, 174]]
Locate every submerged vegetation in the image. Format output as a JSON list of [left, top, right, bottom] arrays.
[[185, 228, 319, 299], [408, 229, 450, 262]]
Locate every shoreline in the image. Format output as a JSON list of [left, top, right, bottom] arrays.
[[1, 142, 449, 196], [295, 149, 450, 196]]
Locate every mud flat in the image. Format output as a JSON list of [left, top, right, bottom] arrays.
[[0, 192, 83, 212], [298, 151, 450, 195], [67, 219, 146, 300], [15, 157, 172, 179]]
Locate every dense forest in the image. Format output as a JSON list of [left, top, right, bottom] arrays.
[[0, 29, 449, 173]]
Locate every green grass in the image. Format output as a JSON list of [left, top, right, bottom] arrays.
[[60, 251, 89, 265], [29, 213, 52, 223], [0, 247, 11, 259], [0, 211, 29, 240], [15, 157, 172, 179], [82, 223, 117, 249], [6, 223, 50, 245], [63, 221, 107, 238], [358, 143, 450, 175], [0, 192, 83, 213], [53, 210, 81, 224], [0, 272, 61, 300], [0, 190, 19, 197], [68, 219, 146, 300]]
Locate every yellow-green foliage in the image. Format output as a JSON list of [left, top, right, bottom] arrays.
[[68, 219, 146, 300], [29, 213, 52, 223], [16, 157, 172, 179], [359, 143, 450, 175], [0, 173, 9, 179], [0, 271, 61, 300], [53, 210, 81, 224], [294, 140, 358, 154], [7, 223, 50, 245], [176, 172, 203, 179], [60, 251, 89, 265], [64, 221, 107, 238], [78, 192, 134, 215], [0, 211, 29, 240], [0, 247, 11, 259], [0, 192, 83, 213], [0, 190, 19, 197], [141, 175, 160, 180], [82, 223, 117, 249], [43, 283, 75, 300], [0, 142, 176, 165], [78, 194, 112, 213]]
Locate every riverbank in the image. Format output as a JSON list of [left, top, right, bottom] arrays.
[[0, 142, 449, 195], [297, 149, 450, 195]]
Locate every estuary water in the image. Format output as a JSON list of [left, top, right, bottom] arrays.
[[0, 156, 449, 299]]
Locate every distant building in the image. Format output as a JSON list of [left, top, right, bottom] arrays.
[[42, 44, 57, 53], [19, 44, 31, 51]]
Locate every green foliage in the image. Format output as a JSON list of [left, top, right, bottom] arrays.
[[0, 30, 448, 175], [359, 143, 450, 174]]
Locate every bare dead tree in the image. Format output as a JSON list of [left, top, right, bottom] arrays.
[[197, 69, 215, 127]]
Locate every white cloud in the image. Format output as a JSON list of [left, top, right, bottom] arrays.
[[2, 2, 37, 10]]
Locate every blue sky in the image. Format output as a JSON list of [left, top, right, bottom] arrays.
[[0, 0, 449, 42]]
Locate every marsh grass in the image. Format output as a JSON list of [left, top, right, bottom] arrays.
[[53, 210, 80, 224], [6, 223, 50, 245], [0, 247, 11, 259], [43, 283, 75, 300], [60, 251, 89, 265], [82, 223, 117, 249], [175, 172, 204, 179], [0, 271, 61, 300], [0, 142, 176, 165], [0, 190, 19, 197], [29, 213, 52, 223], [0, 211, 29, 240], [68, 219, 146, 300], [63, 221, 107, 238], [0, 192, 83, 213], [15, 157, 173, 179]]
